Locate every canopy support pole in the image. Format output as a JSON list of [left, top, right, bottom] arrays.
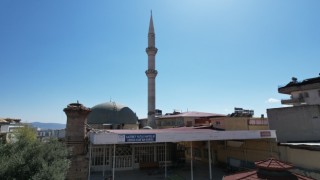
[[165, 142, 167, 179], [191, 141, 193, 180], [208, 140, 212, 180], [88, 143, 92, 180], [103, 145, 105, 178], [113, 144, 115, 180]]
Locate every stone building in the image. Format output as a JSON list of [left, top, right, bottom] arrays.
[[64, 102, 91, 180]]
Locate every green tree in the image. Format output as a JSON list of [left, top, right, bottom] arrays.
[[0, 126, 70, 180], [14, 125, 37, 143]]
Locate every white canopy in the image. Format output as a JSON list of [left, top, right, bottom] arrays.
[[89, 127, 276, 145]]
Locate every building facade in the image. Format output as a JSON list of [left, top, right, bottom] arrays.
[[37, 129, 65, 141], [279, 76, 320, 106], [0, 118, 24, 143], [268, 75, 320, 142], [265, 75, 320, 179], [210, 117, 269, 131], [157, 111, 225, 128]]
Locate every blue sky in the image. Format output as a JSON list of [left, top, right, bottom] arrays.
[[1, 1, 319, 124]]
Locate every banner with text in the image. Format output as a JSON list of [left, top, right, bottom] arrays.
[[118, 134, 156, 143]]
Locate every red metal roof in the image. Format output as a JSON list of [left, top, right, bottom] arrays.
[[254, 158, 293, 171], [159, 111, 225, 119], [223, 170, 258, 180], [223, 158, 315, 180], [223, 170, 315, 180]]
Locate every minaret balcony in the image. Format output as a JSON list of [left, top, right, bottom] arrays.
[[146, 47, 158, 55], [145, 69, 158, 78]]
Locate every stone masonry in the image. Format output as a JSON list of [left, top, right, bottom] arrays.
[[64, 102, 91, 180]]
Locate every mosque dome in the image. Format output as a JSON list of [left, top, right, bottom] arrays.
[[87, 102, 138, 125]]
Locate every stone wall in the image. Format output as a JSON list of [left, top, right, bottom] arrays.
[[67, 155, 89, 180]]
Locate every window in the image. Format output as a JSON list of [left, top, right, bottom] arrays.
[[299, 93, 303, 99], [304, 92, 309, 98], [318, 90, 320, 97]]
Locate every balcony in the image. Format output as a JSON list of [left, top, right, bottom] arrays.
[[281, 97, 305, 105]]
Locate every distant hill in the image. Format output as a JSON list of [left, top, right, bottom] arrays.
[[31, 122, 66, 130]]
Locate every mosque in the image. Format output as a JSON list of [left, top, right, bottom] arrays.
[[80, 12, 158, 131], [63, 13, 163, 179], [63, 14, 276, 180]]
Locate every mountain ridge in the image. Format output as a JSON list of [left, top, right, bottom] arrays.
[[31, 122, 66, 130]]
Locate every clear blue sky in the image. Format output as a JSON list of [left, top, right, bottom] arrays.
[[1, 1, 319, 124]]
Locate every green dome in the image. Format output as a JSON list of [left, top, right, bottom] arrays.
[[87, 102, 138, 125]]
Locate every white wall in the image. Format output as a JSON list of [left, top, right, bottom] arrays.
[[291, 89, 320, 105]]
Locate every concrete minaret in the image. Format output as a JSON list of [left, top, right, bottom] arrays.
[[145, 12, 158, 128]]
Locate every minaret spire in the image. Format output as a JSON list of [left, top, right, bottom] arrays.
[[148, 12, 155, 48], [149, 11, 154, 34], [146, 12, 158, 128]]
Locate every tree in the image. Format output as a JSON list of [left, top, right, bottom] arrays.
[[14, 125, 37, 143], [0, 126, 70, 180]]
